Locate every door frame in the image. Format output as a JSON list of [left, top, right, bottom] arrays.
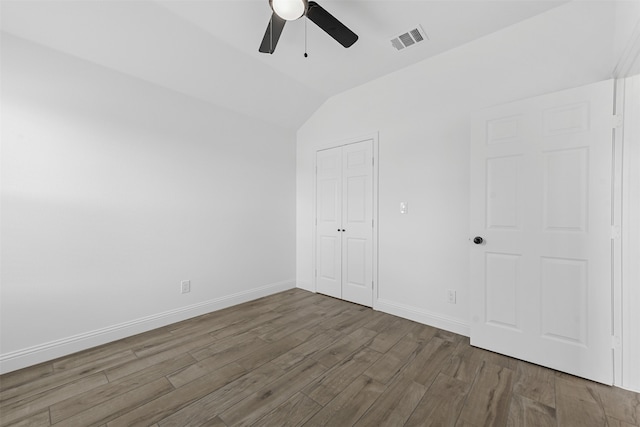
[[312, 132, 379, 307]]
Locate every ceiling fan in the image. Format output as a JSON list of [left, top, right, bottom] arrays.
[[259, 0, 358, 54]]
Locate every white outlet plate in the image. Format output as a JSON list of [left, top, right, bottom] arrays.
[[181, 280, 191, 294], [447, 289, 456, 304]]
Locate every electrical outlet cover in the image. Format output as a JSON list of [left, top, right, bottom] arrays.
[[181, 280, 191, 294]]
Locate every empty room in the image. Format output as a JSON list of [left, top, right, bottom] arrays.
[[1, 0, 639, 426]]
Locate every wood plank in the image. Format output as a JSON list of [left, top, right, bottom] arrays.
[[398, 336, 455, 387], [106, 362, 246, 427], [314, 307, 367, 332], [405, 372, 470, 427], [312, 328, 378, 369], [303, 347, 381, 406], [198, 416, 228, 427], [0, 372, 108, 425], [254, 392, 321, 426], [0, 363, 53, 392], [302, 375, 385, 427], [507, 394, 556, 427], [597, 381, 640, 425], [455, 420, 478, 427], [167, 335, 267, 388], [270, 329, 343, 371], [50, 353, 195, 424], [606, 417, 639, 427], [458, 362, 514, 427], [354, 377, 426, 427], [405, 322, 438, 346], [120, 329, 176, 356], [254, 307, 329, 343], [512, 360, 556, 408], [1, 350, 134, 406], [52, 377, 174, 427], [555, 376, 608, 427], [158, 362, 286, 427], [367, 317, 415, 354], [473, 346, 518, 371], [441, 337, 484, 384], [330, 307, 380, 336], [364, 335, 421, 384], [167, 302, 278, 337], [189, 330, 261, 361], [204, 310, 283, 343], [51, 349, 137, 374], [1, 409, 50, 427], [236, 328, 315, 371], [103, 333, 216, 382], [218, 359, 326, 427]]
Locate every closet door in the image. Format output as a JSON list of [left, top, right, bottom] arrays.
[[316, 147, 343, 299], [341, 141, 373, 307], [316, 140, 374, 307]]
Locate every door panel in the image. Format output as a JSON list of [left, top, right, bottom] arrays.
[[470, 80, 613, 384], [486, 155, 522, 230], [485, 252, 521, 331], [345, 237, 367, 286], [542, 148, 589, 231], [540, 257, 588, 345]]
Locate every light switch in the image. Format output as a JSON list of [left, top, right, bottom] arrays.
[[400, 202, 408, 214]]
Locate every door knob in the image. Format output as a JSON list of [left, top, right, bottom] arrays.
[[473, 236, 484, 245]]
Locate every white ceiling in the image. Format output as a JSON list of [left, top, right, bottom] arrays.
[[0, 0, 569, 129]]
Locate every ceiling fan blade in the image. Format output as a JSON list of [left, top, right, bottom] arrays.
[[259, 13, 286, 54], [306, 1, 358, 48]]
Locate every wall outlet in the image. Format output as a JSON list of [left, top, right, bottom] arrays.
[[181, 280, 191, 294], [447, 289, 456, 304]]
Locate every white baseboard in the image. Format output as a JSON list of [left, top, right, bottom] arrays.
[[296, 281, 314, 292], [375, 298, 470, 337], [0, 280, 295, 374]]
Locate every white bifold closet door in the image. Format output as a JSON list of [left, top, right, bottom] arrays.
[[470, 80, 614, 384], [316, 140, 373, 307]]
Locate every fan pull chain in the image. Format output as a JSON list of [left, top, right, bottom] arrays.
[[304, 16, 308, 58]]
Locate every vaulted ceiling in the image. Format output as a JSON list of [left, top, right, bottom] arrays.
[[1, 0, 570, 129]]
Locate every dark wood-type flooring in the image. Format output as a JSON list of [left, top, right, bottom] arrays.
[[1, 288, 639, 426]]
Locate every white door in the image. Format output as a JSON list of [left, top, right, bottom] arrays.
[[470, 80, 614, 384], [316, 147, 343, 299], [316, 140, 373, 307]]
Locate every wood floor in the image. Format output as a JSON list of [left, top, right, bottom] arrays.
[[1, 289, 639, 427]]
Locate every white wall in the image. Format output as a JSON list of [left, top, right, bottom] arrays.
[[614, 0, 640, 76], [0, 34, 296, 373], [297, 2, 618, 337]]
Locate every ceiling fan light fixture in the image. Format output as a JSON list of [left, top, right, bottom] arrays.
[[270, 0, 308, 21]]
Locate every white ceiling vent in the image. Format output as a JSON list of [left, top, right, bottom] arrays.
[[390, 25, 428, 51]]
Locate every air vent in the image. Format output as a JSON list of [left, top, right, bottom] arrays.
[[390, 25, 428, 51]]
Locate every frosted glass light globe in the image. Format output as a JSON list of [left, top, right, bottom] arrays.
[[270, 0, 308, 21]]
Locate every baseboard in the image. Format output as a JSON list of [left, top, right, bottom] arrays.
[[296, 281, 314, 292], [0, 280, 295, 374], [375, 298, 470, 337]]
